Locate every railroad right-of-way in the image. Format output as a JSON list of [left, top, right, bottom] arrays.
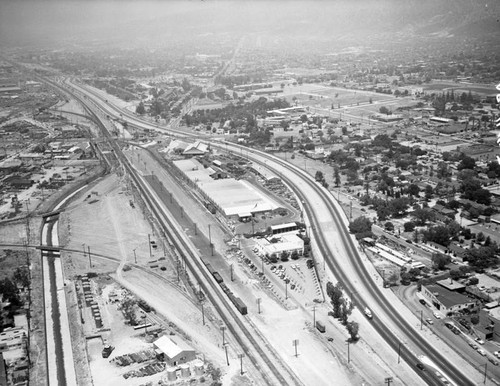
[[40, 75, 303, 386], [59, 76, 493, 385]]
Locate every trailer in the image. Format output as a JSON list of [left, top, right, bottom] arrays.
[[316, 321, 326, 333]]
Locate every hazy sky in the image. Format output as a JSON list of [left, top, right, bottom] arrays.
[[0, 0, 497, 48]]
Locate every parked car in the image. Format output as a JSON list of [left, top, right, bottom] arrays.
[[494, 351, 500, 358], [419, 299, 428, 306], [425, 318, 434, 325], [416, 363, 426, 371], [475, 338, 485, 345], [490, 357, 499, 366], [433, 311, 441, 319], [478, 349, 487, 356]]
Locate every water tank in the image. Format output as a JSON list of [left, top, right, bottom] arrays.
[[166, 368, 177, 381], [193, 360, 204, 376], [180, 364, 191, 377]]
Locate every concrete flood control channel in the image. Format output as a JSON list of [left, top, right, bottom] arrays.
[[41, 217, 77, 386]]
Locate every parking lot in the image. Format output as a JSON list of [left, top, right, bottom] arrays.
[[239, 239, 323, 308]]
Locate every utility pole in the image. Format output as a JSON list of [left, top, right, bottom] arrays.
[[257, 298, 261, 314], [312, 306, 316, 327], [398, 342, 402, 364], [238, 353, 244, 375], [87, 246, 92, 268], [230, 264, 234, 281], [346, 340, 350, 363], [221, 326, 226, 346], [285, 280, 289, 300], [224, 343, 229, 366], [148, 234, 152, 258], [208, 224, 214, 256], [133, 248, 137, 264], [385, 377, 393, 386], [201, 303, 205, 326], [484, 362, 488, 384], [292, 339, 299, 357]]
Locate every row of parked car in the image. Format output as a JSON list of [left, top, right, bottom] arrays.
[[270, 265, 297, 290]]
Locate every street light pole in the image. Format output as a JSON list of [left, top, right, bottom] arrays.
[[87, 246, 92, 268], [133, 248, 137, 264], [148, 234, 152, 258]]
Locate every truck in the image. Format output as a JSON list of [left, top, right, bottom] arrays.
[[316, 321, 326, 333], [364, 307, 373, 319], [102, 344, 115, 358]]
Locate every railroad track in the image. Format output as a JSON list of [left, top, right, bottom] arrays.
[[41, 76, 301, 386]]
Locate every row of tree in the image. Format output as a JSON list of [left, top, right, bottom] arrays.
[[326, 282, 359, 341]]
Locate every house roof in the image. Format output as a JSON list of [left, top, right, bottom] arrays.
[[425, 284, 473, 309]]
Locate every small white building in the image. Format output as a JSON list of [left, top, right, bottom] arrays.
[[153, 335, 196, 367], [255, 233, 304, 257]]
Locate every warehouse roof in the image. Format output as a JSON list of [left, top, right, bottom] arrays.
[[153, 335, 194, 359]]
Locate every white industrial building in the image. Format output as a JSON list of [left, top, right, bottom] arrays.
[[255, 233, 304, 257], [173, 158, 280, 220]]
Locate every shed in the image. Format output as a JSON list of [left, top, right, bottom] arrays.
[[153, 335, 196, 366]]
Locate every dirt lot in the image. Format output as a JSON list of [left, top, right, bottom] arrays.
[[58, 174, 246, 385]]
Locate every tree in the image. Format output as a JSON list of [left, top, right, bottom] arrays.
[[326, 282, 344, 318], [432, 253, 451, 270], [135, 101, 146, 115], [291, 250, 299, 260], [379, 106, 391, 115], [346, 321, 359, 341], [457, 155, 476, 171], [404, 221, 416, 232], [13, 267, 29, 288], [334, 167, 341, 187], [465, 246, 498, 270], [349, 216, 372, 238], [422, 225, 452, 247], [407, 183, 420, 197], [280, 251, 289, 262], [315, 171, 324, 182], [120, 297, 137, 325], [384, 222, 395, 232]]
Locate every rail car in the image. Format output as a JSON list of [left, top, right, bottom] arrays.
[[202, 261, 248, 315]]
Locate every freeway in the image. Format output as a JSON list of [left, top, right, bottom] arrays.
[[42, 76, 301, 386], [59, 77, 490, 385]]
